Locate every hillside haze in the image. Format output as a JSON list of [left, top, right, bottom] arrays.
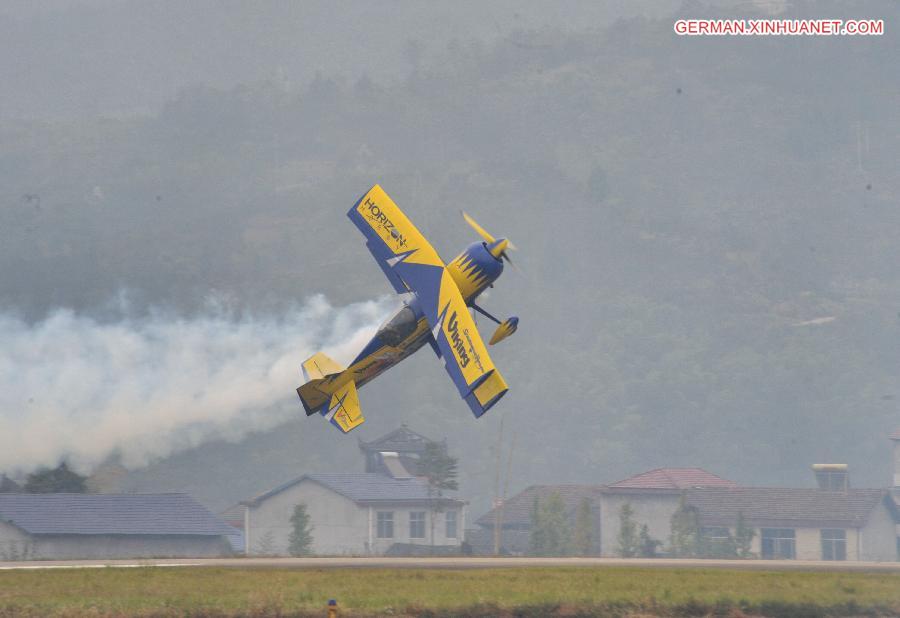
[[1, 0, 898, 513]]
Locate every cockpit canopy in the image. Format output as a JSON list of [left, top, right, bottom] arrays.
[[378, 305, 418, 347]]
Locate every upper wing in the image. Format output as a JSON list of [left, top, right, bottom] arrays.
[[347, 184, 508, 417], [347, 184, 445, 293]]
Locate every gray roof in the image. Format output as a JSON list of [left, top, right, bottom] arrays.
[[476, 485, 602, 528], [0, 475, 21, 493], [685, 487, 900, 529], [244, 473, 462, 506], [0, 493, 234, 536], [359, 425, 435, 454]]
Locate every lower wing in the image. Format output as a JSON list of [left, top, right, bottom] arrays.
[[424, 268, 508, 417]]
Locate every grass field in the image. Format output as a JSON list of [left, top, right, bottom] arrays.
[[1, 565, 899, 617]]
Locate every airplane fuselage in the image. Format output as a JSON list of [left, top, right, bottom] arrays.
[[339, 240, 505, 392]]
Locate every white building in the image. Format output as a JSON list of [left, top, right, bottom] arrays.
[[597, 467, 737, 556], [600, 465, 899, 561], [241, 471, 465, 556], [684, 485, 898, 562], [235, 426, 467, 556]]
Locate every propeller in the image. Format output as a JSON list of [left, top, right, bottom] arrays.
[[462, 211, 517, 269]]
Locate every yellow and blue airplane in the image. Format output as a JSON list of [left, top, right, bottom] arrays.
[[297, 184, 519, 433]]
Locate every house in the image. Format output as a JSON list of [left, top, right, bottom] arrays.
[[237, 426, 466, 556], [600, 464, 900, 561], [683, 486, 899, 561], [598, 468, 737, 556], [470, 485, 602, 555], [0, 493, 234, 560], [240, 471, 465, 556], [469, 432, 900, 562]]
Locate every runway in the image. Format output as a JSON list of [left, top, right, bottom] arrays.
[[2, 556, 900, 572]]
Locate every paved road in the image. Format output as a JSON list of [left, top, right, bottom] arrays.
[[2, 556, 900, 572]]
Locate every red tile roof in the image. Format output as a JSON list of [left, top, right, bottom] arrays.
[[606, 468, 737, 490]]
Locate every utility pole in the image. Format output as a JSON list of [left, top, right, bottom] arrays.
[[503, 427, 517, 514], [493, 414, 504, 555]]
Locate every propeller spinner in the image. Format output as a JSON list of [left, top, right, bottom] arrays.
[[462, 211, 517, 269]]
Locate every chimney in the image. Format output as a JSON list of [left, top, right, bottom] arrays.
[[890, 430, 900, 488], [812, 464, 849, 491]]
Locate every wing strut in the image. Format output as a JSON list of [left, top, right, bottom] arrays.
[[471, 303, 502, 325]]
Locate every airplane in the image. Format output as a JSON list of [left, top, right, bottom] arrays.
[[297, 184, 519, 433]]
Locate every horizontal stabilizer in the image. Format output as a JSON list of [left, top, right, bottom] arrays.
[[325, 379, 365, 433]]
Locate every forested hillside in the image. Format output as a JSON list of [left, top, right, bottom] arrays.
[[2, 0, 898, 512]]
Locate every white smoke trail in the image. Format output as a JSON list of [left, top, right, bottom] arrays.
[[0, 295, 394, 473]]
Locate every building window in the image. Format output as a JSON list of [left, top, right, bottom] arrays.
[[409, 511, 426, 539], [821, 529, 846, 561], [445, 510, 458, 539], [700, 526, 734, 558], [814, 469, 848, 491], [700, 527, 731, 542], [376, 511, 394, 539], [761, 528, 796, 559]]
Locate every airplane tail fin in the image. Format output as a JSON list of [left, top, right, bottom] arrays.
[[301, 352, 345, 382], [297, 352, 344, 415], [296, 352, 365, 432]]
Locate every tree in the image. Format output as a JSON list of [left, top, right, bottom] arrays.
[[418, 441, 458, 552], [572, 497, 593, 556], [23, 462, 86, 493], [288, 503, 314, 556], [669, 494, 701, 558], [254, 531, 276, 556], [616, 503, 639, 558], [529, 492, 571, 556], [734, 511, 755, 559], [638, 524, 662, 558]]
